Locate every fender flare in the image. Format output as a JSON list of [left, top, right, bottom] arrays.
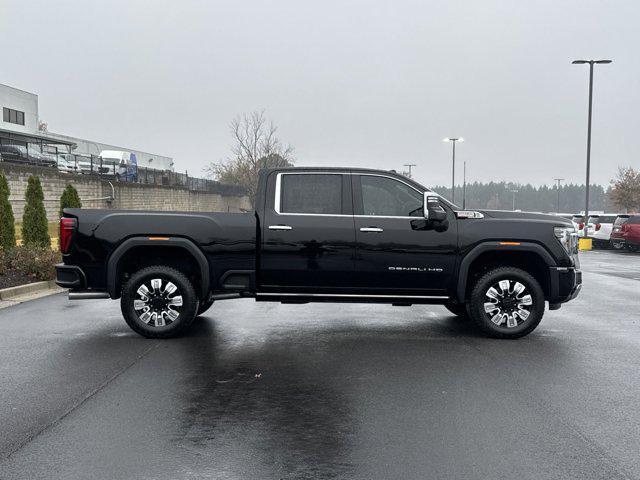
[[107, 237, 210, 299], [456, 241, 556, 302]]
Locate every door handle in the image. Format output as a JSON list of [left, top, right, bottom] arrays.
[[360, 227, 384, 232], [269, 225, 293, 231]]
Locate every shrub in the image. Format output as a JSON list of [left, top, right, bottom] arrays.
[[21, 176, 50, 248], [0, 172, 16, 249], [4, 245, 59, 281], [0, 247, 7, 276], [59, 183, 82, 217]]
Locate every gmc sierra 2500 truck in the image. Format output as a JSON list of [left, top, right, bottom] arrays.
[[56, 167, 582, 339]]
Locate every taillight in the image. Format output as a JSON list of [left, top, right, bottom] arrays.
[[595, 224, 601, 231], [579, 222, 584, 230], [60, 217, 77, 254]]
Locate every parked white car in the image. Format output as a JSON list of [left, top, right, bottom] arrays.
[[585, 214, 618, 248]]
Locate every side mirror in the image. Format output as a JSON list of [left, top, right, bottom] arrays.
[[424, 194, 447, 222]]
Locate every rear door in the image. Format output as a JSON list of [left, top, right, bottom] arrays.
[[352, 173, 458, 295], [260, 171, 356, 291]]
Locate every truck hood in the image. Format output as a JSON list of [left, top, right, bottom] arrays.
[[478, 209, 572, 225]]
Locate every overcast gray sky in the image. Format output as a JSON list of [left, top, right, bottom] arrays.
[[1, 0, 638, 187]]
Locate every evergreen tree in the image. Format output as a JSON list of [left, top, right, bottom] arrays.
[[59, 183, 82, 217], [21, 176, 50, 248], [0, 171, 16, 250]]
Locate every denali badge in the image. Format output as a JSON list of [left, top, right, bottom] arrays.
[[388, 266, 444, 272]]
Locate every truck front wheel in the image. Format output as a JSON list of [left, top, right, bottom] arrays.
[[467, 266, 545, 339], [121, 265, 198, 339]]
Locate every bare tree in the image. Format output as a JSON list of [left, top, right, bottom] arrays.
[[610, 166, 640, 213], [206, 111, 294, 205]]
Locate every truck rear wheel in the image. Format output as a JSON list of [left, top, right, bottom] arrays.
[[468, 266, 545, 339], [120, 265, 198, 339]]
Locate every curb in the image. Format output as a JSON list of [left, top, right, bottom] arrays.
[[0, 280, 60, 301]]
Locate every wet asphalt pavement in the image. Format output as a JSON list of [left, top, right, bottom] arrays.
[[1, 250, 639, 479]]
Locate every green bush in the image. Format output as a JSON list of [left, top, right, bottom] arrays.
[[3, 245, 59, 281], [0, 247, 7, 276], [0, 172, 16, 249], [59, 183, 82, 217], [21, 176, 50, 248]]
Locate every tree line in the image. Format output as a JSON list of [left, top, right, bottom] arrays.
[[431, 182, 614, 213], [432, 166, 639, 213]]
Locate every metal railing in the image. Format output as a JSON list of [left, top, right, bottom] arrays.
[[0, 144, 245, 196]]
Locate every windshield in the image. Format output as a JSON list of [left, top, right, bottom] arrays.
[[614, 216, 630, 226]]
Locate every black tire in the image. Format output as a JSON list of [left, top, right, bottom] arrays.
[[611, 241, 625, 250], [444, 302, 468, 318], [628, 244, 640, 253], [120, 265, 198, 339], [468, 266, 545, 339], [197, 299, 214, 316]]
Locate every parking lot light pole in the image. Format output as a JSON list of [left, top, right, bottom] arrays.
[[554, 178, 564, 213], [572, 59, 612, 237], [443, 137, 463, 203], [462, 161, 467, 209], [510, 189, 518, 211]]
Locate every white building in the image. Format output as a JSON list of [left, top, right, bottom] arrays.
[[0, 83, 174, 171]]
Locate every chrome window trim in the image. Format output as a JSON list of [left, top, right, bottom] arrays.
[[273, 171, 449, 219]]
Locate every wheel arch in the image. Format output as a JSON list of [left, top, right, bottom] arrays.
[[107, 237, 210, 299], [456, 242, 556, 303]]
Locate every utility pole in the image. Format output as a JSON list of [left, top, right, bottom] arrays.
[[554, 178, 564, 213], [403, 164, 416, 178], [443, 137, 463, 204], [572, 59, 612, 237]]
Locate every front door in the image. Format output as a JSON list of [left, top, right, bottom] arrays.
[[260, 171, 356, 292], [352, 174, 458, 295]]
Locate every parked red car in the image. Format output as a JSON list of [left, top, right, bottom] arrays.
[[610, 215, 640, 252]]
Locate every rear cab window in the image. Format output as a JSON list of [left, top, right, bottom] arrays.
[[589, 215, 616, 224], [614, 215, 630, 226], [276, 173, 348, 215]]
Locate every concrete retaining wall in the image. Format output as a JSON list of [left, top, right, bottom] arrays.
[[1, 163, 250, 221]]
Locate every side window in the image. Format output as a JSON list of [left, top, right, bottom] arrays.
[[279, 174, 342, 214], [360, 175, 423, 217]]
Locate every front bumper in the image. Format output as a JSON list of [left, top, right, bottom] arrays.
[[549, 266, 582, 304]]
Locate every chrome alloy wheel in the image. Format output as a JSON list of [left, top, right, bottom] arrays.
[[483, 279, 533, 328], [133, 278, 183, 327]]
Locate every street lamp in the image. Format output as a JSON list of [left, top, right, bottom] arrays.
[[572, 59, 612, 237], [510, 189, 518, 211], [554, 178, 564, 213], [462, 161, 467, 209], [443, 137, 463, 204]]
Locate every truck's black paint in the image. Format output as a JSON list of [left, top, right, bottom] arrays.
[[57, 167, 581, 307]]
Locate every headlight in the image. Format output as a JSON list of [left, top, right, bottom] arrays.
[[554, 226, 578, 255]]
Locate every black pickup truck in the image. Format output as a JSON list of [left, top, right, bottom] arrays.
[[56, 167, 581, 339]]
